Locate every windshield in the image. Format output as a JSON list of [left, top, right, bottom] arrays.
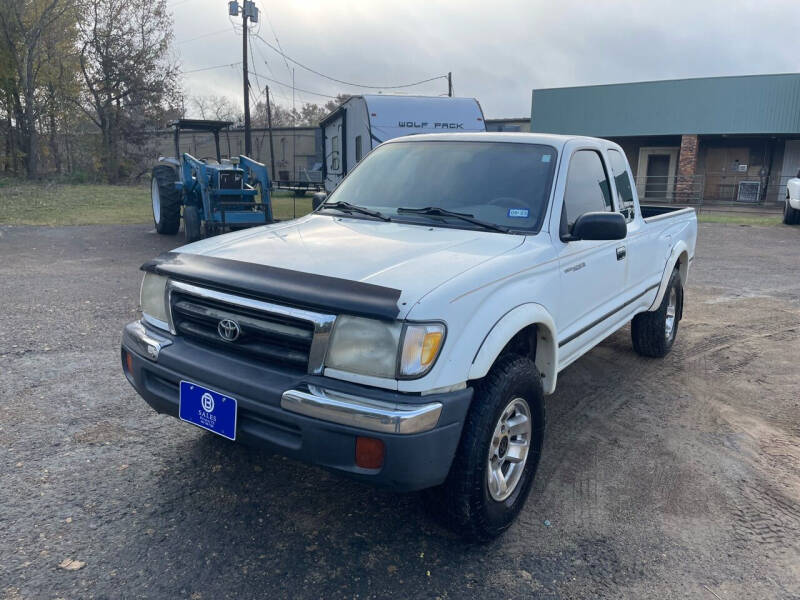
[[322, 141, 558, 232]]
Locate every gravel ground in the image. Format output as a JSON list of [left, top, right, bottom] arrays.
[[1, 222, 799, 599]]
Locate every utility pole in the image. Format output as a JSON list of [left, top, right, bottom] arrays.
[[242, 6, 251, 155], [448, 72, 453, 97], [265, 85, 276, 181], [230, 0, 258, 154]]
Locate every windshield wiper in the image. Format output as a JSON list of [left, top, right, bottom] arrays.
[[321, 201, 391, 221], [396, 206, 508, 233]]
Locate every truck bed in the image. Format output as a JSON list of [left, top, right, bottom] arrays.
[[641, 204, 695, 222]]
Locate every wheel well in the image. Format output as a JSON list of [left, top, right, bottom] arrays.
[[675, 250, 689, 287], [498, 324, 537, 363]]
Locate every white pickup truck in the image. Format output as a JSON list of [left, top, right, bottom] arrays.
[[785, 170, 800, 224], [122, 133, 697, 541]]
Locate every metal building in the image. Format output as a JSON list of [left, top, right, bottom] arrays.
[[530, 73, 800, 205]]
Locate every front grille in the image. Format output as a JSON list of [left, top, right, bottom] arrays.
[[170, 291, 315, 370]]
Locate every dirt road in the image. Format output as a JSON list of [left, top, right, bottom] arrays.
[[1, 222, 798, 599]]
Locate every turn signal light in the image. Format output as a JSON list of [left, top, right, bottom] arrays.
[[355, 436, 385, 469], [124, 350, 134, 374]]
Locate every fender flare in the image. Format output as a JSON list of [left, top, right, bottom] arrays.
[[649, 240, 689, 310], [468, 303, 559, 395]]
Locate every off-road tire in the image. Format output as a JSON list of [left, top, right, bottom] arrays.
[[783, 193, 800, 225], [183, 205, 202, 243], [426, 354, 545, 542], [151, 165, 181, 234], [631, 268, 683, 358]]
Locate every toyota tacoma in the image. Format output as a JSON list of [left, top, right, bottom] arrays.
[[122, 132, 697, 540]]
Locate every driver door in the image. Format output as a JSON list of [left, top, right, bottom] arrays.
[[555, 147, 627, 358]]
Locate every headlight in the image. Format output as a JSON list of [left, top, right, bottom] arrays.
[[140, 273, 169, 329], [325, 316, 445, 379], [326, 315, 402, 378]]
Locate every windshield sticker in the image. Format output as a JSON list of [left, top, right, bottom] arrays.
[[507, 208, 530, 218], [541, 154, 552, 163]]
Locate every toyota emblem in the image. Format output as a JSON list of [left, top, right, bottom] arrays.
[[217, 318, 241, 342]]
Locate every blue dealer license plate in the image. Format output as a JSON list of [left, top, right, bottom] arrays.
[[179, 381, 237, 441]]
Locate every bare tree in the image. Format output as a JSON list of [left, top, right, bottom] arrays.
[[77, 0, 179, 182], [191, 95, 242, 124]]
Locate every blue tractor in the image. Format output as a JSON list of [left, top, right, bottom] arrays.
[[150, 119, 273, 242]]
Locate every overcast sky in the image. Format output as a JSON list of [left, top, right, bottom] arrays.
[[172, 0, 800, 119]]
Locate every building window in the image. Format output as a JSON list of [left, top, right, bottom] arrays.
[[355, 135, 363, 162]]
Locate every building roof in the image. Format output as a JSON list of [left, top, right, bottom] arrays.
[[531, 73, 800, 137]]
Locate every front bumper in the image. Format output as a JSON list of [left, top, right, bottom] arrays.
[[122, 321, 472, 491]]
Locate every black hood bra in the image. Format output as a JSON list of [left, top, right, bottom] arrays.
[[141, 251, 402, 321]]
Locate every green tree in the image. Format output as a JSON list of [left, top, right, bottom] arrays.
[[77, 0, 179, 182], [0, 0, 78, 178]]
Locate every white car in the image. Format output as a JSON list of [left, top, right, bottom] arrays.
[[785, 171, 800, 224], [122, 133, 697, 541]]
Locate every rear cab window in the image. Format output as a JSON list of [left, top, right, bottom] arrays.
[[608, 149, 636, 222]]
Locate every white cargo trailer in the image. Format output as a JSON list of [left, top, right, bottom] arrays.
[[320, 95, 486, 192]]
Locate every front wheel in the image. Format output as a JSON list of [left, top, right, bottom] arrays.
[[426, 355, 545, 542], [183, 205, 202, 243]]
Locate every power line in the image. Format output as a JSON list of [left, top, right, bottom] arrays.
[[184, 62, 241, 74], [249, 69, 338, 99], [261, 7, 292, 80], [252, 32, 448, 90], [176, 28, 231, 45]]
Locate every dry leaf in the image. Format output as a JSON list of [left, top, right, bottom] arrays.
[[59, 559, 86, 571]]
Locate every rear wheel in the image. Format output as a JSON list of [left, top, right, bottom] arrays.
[[784, 193, 800, 225], [151, 165, 181, 234], [426, 354, 545, 542], [631, 268, 682, 358]]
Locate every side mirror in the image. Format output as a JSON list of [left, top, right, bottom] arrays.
[[568, 211, 627, 241]]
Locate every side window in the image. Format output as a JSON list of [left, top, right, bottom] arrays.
[[562, 150, 612, 228], [355, 135, 363, 162], [608, 149, 635, 222]]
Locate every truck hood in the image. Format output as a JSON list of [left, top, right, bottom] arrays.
[[177, 214, 524, 315]]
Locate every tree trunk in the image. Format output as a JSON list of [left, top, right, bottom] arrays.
[[49, 108, 61, 174]]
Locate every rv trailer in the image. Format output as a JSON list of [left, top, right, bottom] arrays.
[[320, 95, 486, 192]]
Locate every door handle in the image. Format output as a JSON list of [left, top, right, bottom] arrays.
[[616, 246, 627, 261]]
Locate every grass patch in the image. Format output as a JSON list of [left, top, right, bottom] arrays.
[[0, 178, 314, 226], [697, 213, 782, 227], [0, 180, 151, 226]]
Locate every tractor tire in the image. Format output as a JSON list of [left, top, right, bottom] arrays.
[[151, 165, 181, 235], [783, 193, 800, 225], [631, 268, 683, 358], [184, 205, 202, 243], [425, 354, 545, 542]]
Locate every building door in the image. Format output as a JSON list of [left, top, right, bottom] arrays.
[[644, 155, 670, 198], [703, 147, 749, 201], [636, 147, 679, 201]]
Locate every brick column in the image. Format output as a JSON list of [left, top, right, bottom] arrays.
[[676, 134, 699, 203]]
